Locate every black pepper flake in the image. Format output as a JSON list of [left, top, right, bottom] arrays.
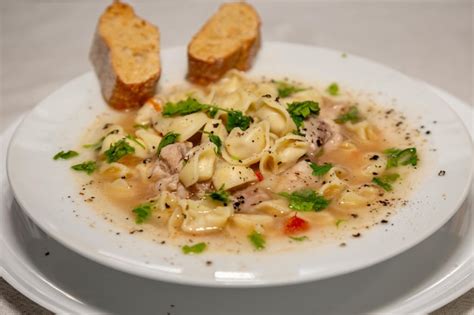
[[369, 155, 379, 161], [161, 240, 166, 244], [381, 219, 388, 224], [206, 260, 213, 266], [44, 251, 50, 256], [339, 243, 346, 247], [212, 123, 219, 128], [352, 233, 361, 238], [350, 213, 358, 218], [425, 130, 431, 135], [165, 203, 170, 209], [438, 170, 446, 176], [262, 94, 272, 98], [395, 121, 403, 127]]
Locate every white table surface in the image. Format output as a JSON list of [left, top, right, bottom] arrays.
[[0, 0, 472, 314]]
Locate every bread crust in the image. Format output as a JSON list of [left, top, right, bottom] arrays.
[[186, 4, 261, 85], [89, 2, 160, 110]]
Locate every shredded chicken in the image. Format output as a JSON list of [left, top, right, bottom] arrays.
[[231, 185, 271, 212], [304, 117, 343, 159], [152, 142, 192, 198], [272, 160, 320, 192]]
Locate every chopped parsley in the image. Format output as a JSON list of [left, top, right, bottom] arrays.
[[83, 137, 105, 151], [326, 83, 340, 96], [208, 134, 222, 155], [226, 110, 253, 132], [161, 97, 252, 132], [248, 231, 265, 250], [276, 81, 305, 98], [182, 242, 207, 254], [71, 161, 96, 175], [157, 132, 179, 156], [335, 106, 362, 124], [53, 150, 78, 160], [126, 134, 145, 149], [286, 100, 320, 129], [208, 106, 219, 118], [309, 162, 333, 177], [280, 189, 330, 212], [384, 147, 418, 169], [289, 235, 309, 242], [372, 173, 400, 191], [208, 186, 229, 204], [104, 139, 135, 163], [132, 202, 154, 224], [83, 129, 121, 151], [163, 98, 208, 116]]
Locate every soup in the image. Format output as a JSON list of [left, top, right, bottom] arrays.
[[72, 70, 424, 253]]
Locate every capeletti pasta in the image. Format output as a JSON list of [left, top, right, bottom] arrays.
[[68, 70, 423, 253]]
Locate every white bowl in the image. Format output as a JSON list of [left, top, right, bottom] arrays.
[[6, 42, 473, 287]]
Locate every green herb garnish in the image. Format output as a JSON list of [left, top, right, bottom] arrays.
[[326, 83, 340, 96], [276, 81, 305, 98], [208, 134, 222, 155], [384, 148, 418, 169], [286, 100, 320, 129], [335, 106, 362, 124], [163, 98, 208, 116], [335, 219, 346, 227], [372, 173, 400, 191], [162, 97, 252, 132], [182, 242, 207, 254], [132, 202, 154, 224], [126, 135, 145, 149], [83, 137, 105, 151], [309, 162, 333, 177], [248, 231, 265, 250], [53, 150, 79, 160], [208, 106, 219, 118], [71, 161, 96, 175], [226, 110, 253, 132], [289, 235, 309, 242], [104, 139, 135, 163], [208, 185, 229, 204], [156, 132, 179, 156], [279, 189, 330, 212]]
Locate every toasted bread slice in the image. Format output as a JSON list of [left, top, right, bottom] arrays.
[[90, 1, 160, 110], [187, 2, 261, 85]]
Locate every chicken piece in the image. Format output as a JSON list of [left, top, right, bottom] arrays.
[[151, 143, 192, 197], [232, 185, 271, 212], [303, 117, 343, 159], [272, 160, 320, 193], [159, 142, 191, 172]]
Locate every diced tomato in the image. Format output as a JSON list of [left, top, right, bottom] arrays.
[[284, 215, 310, 235], [147, 97, 162, 112], [255, 170, 264, 182]]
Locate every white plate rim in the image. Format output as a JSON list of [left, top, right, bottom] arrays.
[[0, 79, 472, 315], [4, 42, 474, 287]]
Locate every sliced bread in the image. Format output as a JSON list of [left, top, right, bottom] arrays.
[[187, 2, 261, 85], [90, 1, 160, 110]]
